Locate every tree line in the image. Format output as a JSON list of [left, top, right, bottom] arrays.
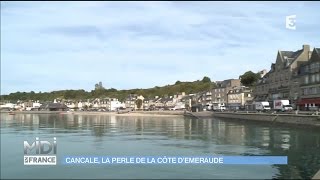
[[1, 76, 216, 102], [1, 70, 262, 103]]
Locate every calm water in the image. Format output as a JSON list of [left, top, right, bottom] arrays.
[[1, 113, 320, 179]]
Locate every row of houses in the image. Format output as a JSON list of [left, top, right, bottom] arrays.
[[194, 80, 253, 110], [0, 92, 190, 111], [124, 92, 188, 110]]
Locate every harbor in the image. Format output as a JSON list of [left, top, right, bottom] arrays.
[[2, 112, 320, 179]]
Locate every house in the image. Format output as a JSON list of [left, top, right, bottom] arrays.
[[92, 98, 100, 109], [125, 94, 144, 110], [0, 103, 16, 110], [174, 92, 186, 102], [65, 100, 78, 110], [143, 98, 150, 110], [125, 94, 137, 109], [254, 44, 311, 106], [227, 86, 253, 110], [110, 98, 125, 111], [296, 48, 320, 111], [40, 103, 68, 111], [99, 98, 110, 110], [161, 96, 175, 109], [154, 97, 165, 109], [77, 100, 91, 110], [212, 79, 241, 105], [180, 95, 192, 110], [196, 90, 212, 106], [23, 100, 42, 111]]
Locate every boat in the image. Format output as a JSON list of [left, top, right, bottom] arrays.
[[8, 112, 15, 115], [117, 107, 132, 114]]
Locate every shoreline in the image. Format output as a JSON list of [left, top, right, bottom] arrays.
[[1, 110, 185, 117], [3, 110, 320, 128]]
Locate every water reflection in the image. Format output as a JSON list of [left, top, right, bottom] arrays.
[[1, 113, 320, 179]]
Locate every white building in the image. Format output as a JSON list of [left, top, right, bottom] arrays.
[[110, 99, 125, 111], [0, 103, 16, 109]]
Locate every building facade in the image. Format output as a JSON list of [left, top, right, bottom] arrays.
[[227, 86, 253, 110], [212, 79, 241, 104], [297, 48, 320, 110], [254, 44, 312, 107]]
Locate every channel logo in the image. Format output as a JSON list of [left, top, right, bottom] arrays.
[[286, 15, 296, 30], [23, 137, 57, 165]]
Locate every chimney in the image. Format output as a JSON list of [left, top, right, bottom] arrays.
[[303, 44, 310, 52]]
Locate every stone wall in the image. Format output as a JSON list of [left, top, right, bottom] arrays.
[[213, 112, 320, 127]]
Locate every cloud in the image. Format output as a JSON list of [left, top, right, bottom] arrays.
[[1, 1, 320, 94]]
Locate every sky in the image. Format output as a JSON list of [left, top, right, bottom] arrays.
[[1, 1, 320, 95]]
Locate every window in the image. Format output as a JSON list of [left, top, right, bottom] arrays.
[[311, 74, 316, 83], [305, 76, 309, 84], [305, 65, 309, 73], [311, 87, 317, 94], [316, 62, 320, 72], [316, 73, 320, 82]]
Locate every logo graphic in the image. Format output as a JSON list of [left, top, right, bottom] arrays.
[[286, 15, 296, 30], [24, 137, 57, 165]]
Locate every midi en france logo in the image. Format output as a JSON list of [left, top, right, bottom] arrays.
[[23, 137, 57, 165]]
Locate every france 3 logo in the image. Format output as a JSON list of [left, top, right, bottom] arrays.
[[286, 15, 296, 30], [23, 137, 57, 165]]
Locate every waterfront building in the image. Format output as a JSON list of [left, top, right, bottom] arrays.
[[254, 44, 312, 107], [212, 79, 241, 105], [296, 48, 320, 111], [39, 103, 68, 111], [227, 86, 253, 110]]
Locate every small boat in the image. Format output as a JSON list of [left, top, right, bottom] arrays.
[[8, 112, 15, 115]]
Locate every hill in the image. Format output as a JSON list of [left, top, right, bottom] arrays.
[[1, 77, 216, 102]]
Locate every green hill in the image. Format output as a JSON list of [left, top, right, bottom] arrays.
[[1, 77, 216, 102]]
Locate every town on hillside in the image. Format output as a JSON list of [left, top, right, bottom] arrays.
[[1, 44, 319, 113]]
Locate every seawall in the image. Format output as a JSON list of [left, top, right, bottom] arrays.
[[184, 111, 320, 128], [213, 112, 320, 128]]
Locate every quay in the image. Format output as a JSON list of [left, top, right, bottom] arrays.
[[184, 111, 320, 128]]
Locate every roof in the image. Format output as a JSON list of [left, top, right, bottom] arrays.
[[315, 48, 320, 56], [161, 97, 173, 103], [279, 49, 304, 66], [40, 103, 68, 109]]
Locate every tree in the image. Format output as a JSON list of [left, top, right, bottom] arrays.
[[175, 81, 181, 85], [202, 76, 211, 83], [239, 71, 261, 87], [135, 99, 143, 110]]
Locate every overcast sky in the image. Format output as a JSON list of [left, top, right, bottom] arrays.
[[1, 1, 320, 95]]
